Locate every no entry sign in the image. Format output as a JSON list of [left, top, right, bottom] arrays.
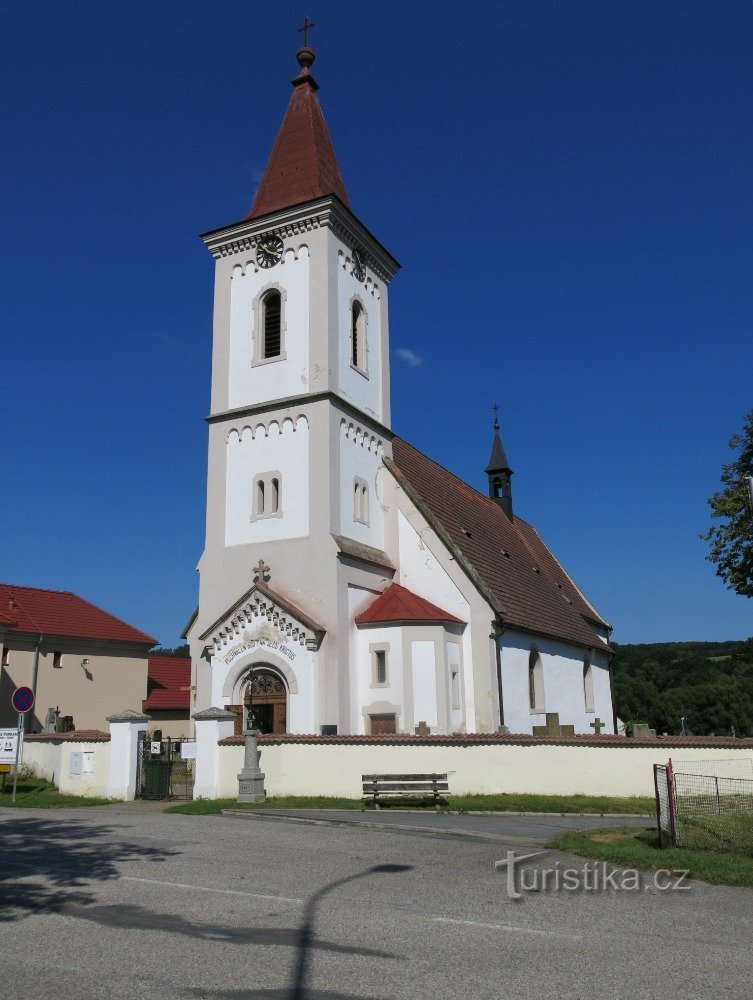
[[12, 686, 35, 714]]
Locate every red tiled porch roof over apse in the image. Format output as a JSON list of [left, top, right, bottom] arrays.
[[246, 46, 350, 220], [143, 657, 191, 712], [355, 583, 465, 627], [0, 583, 157, 645]]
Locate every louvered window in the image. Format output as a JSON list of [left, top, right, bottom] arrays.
[[263, 291, 281, 359]]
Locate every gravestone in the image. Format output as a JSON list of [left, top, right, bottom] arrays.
[[414, 721, 431, 736], [237, 729, 266, 803], [589, 717, 606, 735], [532, 712, 575, 738], [631, 723, 657, 739]]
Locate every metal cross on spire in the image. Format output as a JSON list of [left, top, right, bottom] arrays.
[[298, 16, 314, 46], [492, 403, 500, 432]]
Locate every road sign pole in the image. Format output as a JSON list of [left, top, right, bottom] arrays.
[[11, 711, 23, 804]]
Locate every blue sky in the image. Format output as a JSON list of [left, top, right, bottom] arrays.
[[3, 2, 751, 646]]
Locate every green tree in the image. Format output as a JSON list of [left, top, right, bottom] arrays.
[[702, 407, 753, 597]]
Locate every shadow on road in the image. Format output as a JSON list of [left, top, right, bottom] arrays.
[[0, 816, 177, 921]]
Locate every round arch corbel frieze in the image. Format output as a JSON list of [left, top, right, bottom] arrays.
[[222, 649, 300, 703]]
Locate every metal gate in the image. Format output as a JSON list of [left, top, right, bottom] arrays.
[[136, 733, 196, 800]]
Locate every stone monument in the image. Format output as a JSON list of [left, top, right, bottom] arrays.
[[237, 728, 266, 803]]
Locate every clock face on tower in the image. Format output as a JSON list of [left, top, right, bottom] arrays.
[[352, 247, 365, 282], [256, 234, 284, 268]]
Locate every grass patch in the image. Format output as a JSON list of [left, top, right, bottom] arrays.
[[0, 776, 116, 809], [167, 792, 655, 817], [548, 825, 753, 887]]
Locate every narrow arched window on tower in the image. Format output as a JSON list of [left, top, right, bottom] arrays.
[[492, 477, 502, 499], [256, 479, 265, 516], [351, 301, 366, 372], [271, 477, 280, 514], [263, 291, 282, 359], [583, 657, 594, 712], [528, 647, 544, 712]]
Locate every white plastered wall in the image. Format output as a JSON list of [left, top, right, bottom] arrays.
[[500, 630, 613, 735], [335, 247, 383, 423], [225, 415, 309, 545], [22, 738, 110, 797], [214, 740, 753, 799], [353, 623, 404, 733], [228, 245, 310, 409], [396, 509, 477, 729], [338, 419, 385, 550]]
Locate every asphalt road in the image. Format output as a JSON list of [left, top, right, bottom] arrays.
[[0, 805, 750, 999]]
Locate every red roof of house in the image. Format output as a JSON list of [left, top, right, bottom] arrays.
[[246, 47, 350, 220], [388, 439, 611, 651], [143, 656, 191, 712], [0, 583, 157, 646], [355, 583, 465, 627]]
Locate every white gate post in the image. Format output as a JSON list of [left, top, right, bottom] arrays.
[[106, 709, 149, 800], [193, 707, 236, 800]]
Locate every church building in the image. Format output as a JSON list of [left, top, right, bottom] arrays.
[[186, 42, 614, 737]]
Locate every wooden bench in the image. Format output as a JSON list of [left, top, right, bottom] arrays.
[[362, 773, 449, 809]]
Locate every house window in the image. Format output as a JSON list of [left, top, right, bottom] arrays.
[[450, 668, 461, 710], [52, 651, 63, 668], [1, 647, 8, 668], [583, 657, 594, 712], [251, 473, 283, 521], [353, 477, 368, 524], [528, 647, 544, 712], [371, 646, 389, 687], [263, 290, 282, 359], [350, 300, 367, 374]]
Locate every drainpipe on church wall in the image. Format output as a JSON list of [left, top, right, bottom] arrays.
[[28, 633, 43, 733], [492, 620, 505, 730]]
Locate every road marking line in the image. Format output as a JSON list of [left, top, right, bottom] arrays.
[[120, 875, 302, 904], [432, 916, 575, 938]]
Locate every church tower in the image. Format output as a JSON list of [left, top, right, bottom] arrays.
[[188, 41, 400, 734]]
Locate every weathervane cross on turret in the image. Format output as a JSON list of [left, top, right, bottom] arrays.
[[492, 402, 500, 431], [298, 16, 314, 46]]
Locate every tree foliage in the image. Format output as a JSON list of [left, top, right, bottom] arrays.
[[612, 640, 753, 737], [150, 644, 190, 658], [702, 407, 753, 597]]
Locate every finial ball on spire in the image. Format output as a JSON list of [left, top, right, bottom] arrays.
[[297, 46, 315, 70]]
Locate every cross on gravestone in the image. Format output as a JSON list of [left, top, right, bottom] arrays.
[[253, 559, 271, 582], [589, 717, 606, 735], [415, 721, 431, 736]]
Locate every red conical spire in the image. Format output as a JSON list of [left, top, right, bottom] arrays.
[[246, 45, 350, 220]]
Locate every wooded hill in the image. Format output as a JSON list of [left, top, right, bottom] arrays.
[[612, 638, 753, 737]]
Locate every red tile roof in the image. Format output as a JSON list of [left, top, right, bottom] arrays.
[[388, 439, 611, 651], [219, 732, 753, 749], [246, 48, 350, 220], [355, 583, 464, 627], [143, 657, 191, 711], [0, 583, 157, 646]]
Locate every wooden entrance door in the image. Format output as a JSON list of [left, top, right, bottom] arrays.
[[244, 669, 287, 735]]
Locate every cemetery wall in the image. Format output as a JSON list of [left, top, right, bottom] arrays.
[[22, 733, 111, 797]]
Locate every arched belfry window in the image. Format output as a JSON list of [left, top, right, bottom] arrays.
[[492, 477, 502, 499], [528, 647, 544, 713], [350, 300, 367, 375], [583, 657, 594, 712], [263, 290, 281, 359], [252, 472, 283, 521]]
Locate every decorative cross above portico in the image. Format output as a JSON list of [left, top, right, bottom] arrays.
[[253, 559, 271, 583]]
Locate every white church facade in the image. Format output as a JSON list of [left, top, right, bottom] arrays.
[[186, 43, 615, 738]]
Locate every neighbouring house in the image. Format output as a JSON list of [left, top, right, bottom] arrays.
[[0, 583, 156, 732], [143, 656, 192, 738], [186, 41, 615, 738]]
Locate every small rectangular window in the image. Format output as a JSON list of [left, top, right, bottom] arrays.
[[1, 647, 8, 668], [376, 651, 386, 685], [53, 651, 63, 668]]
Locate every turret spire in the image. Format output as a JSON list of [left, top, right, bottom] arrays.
[[245, 37, 350, 220], [485, 406, 514, 518]]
